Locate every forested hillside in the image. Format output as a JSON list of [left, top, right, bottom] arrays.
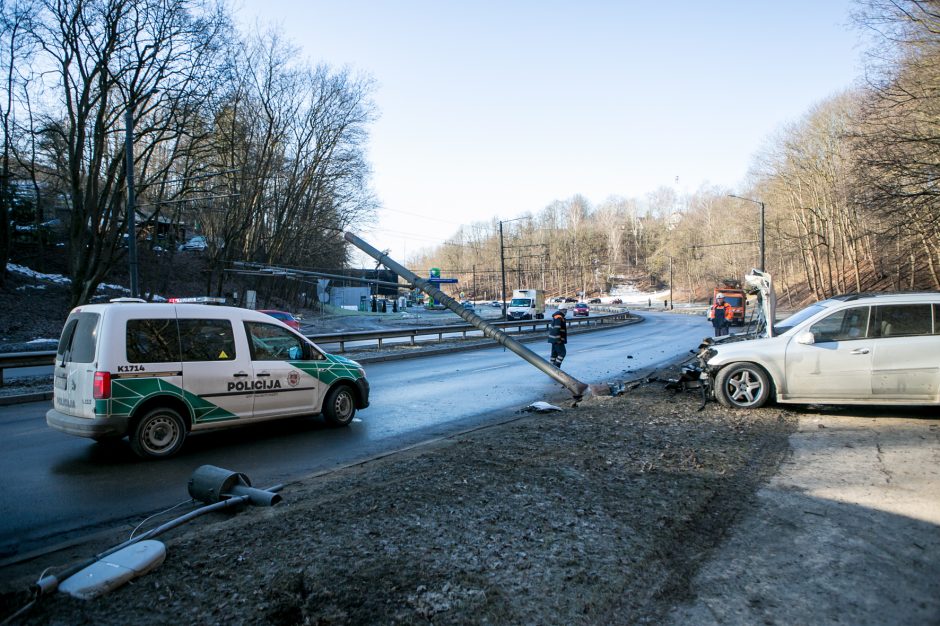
[[408, 1, 940, 307]]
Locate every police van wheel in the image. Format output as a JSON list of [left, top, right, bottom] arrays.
[[130, 407, 187, 459], [323, 386, 356, 426]]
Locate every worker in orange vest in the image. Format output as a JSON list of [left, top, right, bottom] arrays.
[[709, 293, 733, 336]]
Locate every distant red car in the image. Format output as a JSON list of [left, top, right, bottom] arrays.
[[573, 302, 590, 317], [258, 310, 301, 330]]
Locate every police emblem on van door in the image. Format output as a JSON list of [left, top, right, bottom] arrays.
[[287, 371, 300, 387]]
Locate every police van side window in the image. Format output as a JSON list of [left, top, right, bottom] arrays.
[[127, 319, 181, 363], [245, 321, 305, 361], [178, 319, 236, 361], [57, 313, 100, 363]]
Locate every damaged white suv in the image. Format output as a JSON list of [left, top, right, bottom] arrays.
[[700, 278, 940, 409]]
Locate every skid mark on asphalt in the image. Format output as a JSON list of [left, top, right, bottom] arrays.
[[470, 364, 511, 373]]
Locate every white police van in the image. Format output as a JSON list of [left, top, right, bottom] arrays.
[[46, 299, 369, 459]]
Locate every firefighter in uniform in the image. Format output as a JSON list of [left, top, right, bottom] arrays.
[[548, 308, 568, 367]]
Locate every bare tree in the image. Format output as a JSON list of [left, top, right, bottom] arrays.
[[30, 0, 229, 306], [852, 0, 940, 289], [0, 0, 38, 287]]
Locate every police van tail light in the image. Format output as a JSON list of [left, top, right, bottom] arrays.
[[93, 371, 112, 399]]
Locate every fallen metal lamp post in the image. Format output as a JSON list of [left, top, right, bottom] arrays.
[[30, 466, 281, 602], [344, 231, 590, 399]]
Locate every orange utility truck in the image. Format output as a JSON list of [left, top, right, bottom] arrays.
[[713, 280, 746, 325]]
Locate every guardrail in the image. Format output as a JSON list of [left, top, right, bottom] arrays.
[[311, 310, 632, 353], [0, 310, 634, 385]]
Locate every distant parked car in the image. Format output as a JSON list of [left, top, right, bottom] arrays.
[[573, 302, 590, 317], [258, 309, 301, 330], [460, 301, 475, 311], [611, 298, 623, 304], [490, 301, 501, 308], [589, 298, 601, 304], [179, 236, 208, 251]]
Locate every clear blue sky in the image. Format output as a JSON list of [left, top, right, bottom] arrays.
[[236, 0, 864, 266]]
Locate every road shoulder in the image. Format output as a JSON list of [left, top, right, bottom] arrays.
[[666, 409, 940, 625]]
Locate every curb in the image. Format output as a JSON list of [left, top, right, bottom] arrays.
[[0, 391, 53, 406]]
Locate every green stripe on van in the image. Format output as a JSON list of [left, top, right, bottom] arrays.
[[291, 359, 360, 386], [98, 377, 237, 424]]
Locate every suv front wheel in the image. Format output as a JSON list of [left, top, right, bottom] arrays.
[[714, 363, 772, 409], [130, 407, 188, 458]]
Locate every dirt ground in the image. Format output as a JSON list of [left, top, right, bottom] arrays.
[[0, 363, 801, 625]]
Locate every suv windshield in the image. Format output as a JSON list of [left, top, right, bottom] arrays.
[[773, 303, 828, 335]]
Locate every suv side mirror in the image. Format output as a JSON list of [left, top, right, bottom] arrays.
[[796, 331, 816, 345]]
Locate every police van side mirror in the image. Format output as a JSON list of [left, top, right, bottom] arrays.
[[796, 331, 816, 345]]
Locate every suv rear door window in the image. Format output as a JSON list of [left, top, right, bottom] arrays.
[[178, 319, 236, 361], [871, 304, 933, 338], [127, 319, 181, 363]]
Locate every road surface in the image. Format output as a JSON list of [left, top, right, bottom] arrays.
[[0, 312, 708, 564]]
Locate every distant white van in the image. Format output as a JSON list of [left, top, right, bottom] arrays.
[[46, 300, 370, 458]]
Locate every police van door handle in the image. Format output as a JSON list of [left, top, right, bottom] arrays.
[[257, 371, 271, 377], [851, 348, 870, 355], [233, 371, 249, 377]]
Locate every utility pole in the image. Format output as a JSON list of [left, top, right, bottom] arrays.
[[499, 222, 507, 319], [498, 216, 530, 319], [125, 107, 139, 299], [728, 194, 766, 272], [669, 256, 674, 310]]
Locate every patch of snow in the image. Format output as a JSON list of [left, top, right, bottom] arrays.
[[9, 263, 136, 294], [99, 282, 129, 293], [27, 338, 58, 344], [8, 263, 70, 285], [526, 401, 562, 413], [608, 285, 671, 304]]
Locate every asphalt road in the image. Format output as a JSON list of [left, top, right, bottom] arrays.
[[0, 312, 708, 566]]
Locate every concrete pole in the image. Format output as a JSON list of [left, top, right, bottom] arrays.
[[125, 107, 139, 299], [499, 221, 508, 320], [344, 231, 589, 399]]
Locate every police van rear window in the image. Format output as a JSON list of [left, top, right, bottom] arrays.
[[57, 312, 100, 364], [127, 319, 181, 363], [125, 318, 236, 363], [179, 319, 236, 361]]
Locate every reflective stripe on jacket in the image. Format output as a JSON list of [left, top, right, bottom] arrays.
[[709, 302, 732, 321], [547, 313, 567, 344]]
